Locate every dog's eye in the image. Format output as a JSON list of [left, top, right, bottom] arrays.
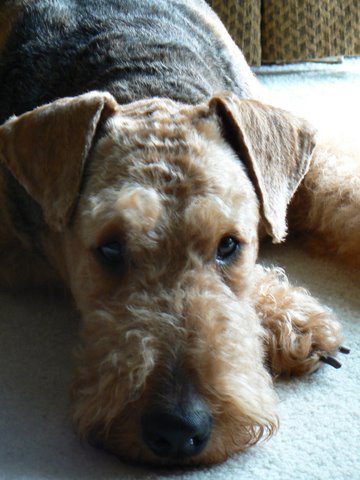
[[216, 236, 240, 263], [96, 241, 125, 269]]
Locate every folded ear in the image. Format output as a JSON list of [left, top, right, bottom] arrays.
[[0, 91, 117, 231], [210, 93, 316, 242]]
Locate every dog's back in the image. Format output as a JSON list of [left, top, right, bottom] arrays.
[[0, 0, 260, 124]]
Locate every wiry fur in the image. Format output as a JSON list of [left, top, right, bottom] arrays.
[[66, 100, 278, 464], [254, 266, 342, 377], [290, 136, 360, 267], [0, 0, 357, 468]]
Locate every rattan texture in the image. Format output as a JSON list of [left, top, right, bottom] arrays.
[[209, 0, 359, 65], [261, 0, 360, 63], [208, 0, 262, 65]]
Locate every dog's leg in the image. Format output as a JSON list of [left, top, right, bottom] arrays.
[[289, 138, 360, 267], [253, 265, 342, 377]]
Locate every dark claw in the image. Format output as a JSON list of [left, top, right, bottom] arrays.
[[339, 346, 351, 354], [319, 356, 342, 369]]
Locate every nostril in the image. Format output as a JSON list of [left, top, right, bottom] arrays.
[[141, 409, 212, 459], [87, 427, 105, 450]]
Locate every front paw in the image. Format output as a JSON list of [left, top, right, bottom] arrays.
[[264, 303, 344, 376], [256, 269, 345, 376]]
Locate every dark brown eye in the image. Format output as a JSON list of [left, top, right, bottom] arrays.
[[216, 236, 241, 264], [96, 241, 126, 270]]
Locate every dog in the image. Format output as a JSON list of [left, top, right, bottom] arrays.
[[0, 0, 358, 466]]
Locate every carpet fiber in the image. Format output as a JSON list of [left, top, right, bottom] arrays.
[[1, 58, 359, 480]]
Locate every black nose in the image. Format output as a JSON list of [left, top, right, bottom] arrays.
[[141, 408, 212, 459]]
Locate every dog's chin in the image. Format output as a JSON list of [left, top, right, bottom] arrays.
[[95, 437, 232, 468], [85, 416, 258, 468], [80, 388, 277, 468]]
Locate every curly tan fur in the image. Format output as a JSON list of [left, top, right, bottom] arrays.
[[0, 1, 356, 466], [254, 266, 342, 377], [63, 99, 279, 464], [290, 136, 360, 267], [0, 91, 351, 465]]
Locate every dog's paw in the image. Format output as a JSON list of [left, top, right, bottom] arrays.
[[255, 267, 346, 376]]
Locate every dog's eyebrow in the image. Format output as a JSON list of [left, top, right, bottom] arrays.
[[114, 185, 163, 232]]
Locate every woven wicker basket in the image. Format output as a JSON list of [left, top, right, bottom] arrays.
[[261, 0, 360, 64], [208, 0, 360, 65], [208, 0, 261, 65]]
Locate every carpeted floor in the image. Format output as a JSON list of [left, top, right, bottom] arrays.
[[0, 58, 359, 480]]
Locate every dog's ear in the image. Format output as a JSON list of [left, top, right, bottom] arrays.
[[210, 93, 316, 242], [0, 91, 117, 231]]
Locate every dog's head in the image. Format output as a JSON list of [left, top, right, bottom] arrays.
[[0, 91, 315, 465]]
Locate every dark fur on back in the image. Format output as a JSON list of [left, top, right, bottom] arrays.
[[0, 0, 254, 123]]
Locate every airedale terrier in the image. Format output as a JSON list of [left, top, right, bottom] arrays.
[[0, 0, 358, 466]]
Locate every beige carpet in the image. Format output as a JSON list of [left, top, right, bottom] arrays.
[[0, 58, 359, 480]]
